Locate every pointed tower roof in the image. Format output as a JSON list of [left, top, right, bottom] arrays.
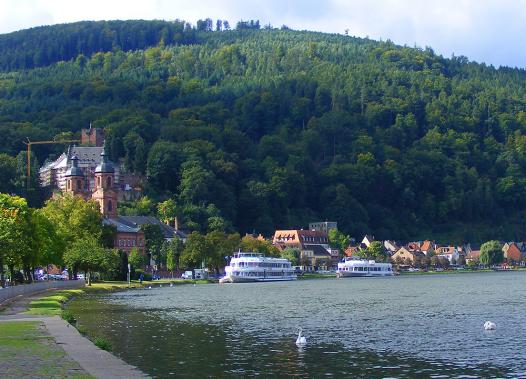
[[65, 155, 84, 177], [95, 147, 114, 173]]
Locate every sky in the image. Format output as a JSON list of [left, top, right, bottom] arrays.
[[1, 0, 525, 68]]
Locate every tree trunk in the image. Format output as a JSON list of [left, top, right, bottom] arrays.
[[87, 270, 92, 286]]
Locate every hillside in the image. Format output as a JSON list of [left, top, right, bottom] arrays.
[[1, 20, 526, 242]]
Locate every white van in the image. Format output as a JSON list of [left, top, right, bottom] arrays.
[[181, 271, 193, 279]]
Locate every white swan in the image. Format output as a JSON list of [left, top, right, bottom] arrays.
[[147, 286, 152, 289], [169, 283, 173, 287], [484, 321, 496, 330], [296, 328, 307, 346]]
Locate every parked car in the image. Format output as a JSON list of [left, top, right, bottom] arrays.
[[181, 271, 193, 279]]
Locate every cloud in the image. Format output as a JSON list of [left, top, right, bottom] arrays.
[[0, 0, 525, 68]]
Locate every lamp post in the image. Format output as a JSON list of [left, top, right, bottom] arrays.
[[127, 263, 131, 288]]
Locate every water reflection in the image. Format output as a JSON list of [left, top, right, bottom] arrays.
[[68, 272, 526, 378]]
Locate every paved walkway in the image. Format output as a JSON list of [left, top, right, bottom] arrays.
[[0, 292, 149, 379]]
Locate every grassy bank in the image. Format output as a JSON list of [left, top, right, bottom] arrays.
[[0, 321, 92, 378], [398, 268, 526, 276], [298, 273, 335, 280], [24, 279, 214, 316]]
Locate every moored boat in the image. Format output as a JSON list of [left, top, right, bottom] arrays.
[[220, 252, 297, 283], [336, 258, 393, 278]]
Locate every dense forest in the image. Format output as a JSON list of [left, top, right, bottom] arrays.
[[1, 19, 526, 242]]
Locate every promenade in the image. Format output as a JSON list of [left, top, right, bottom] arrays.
[[0, 290, 149, 379]]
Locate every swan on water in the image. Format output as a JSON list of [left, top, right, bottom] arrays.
[[147, 286, 152, 289], [484, 321, 496, 330], [296, 328, 307, 346], [170, 283, 173, 287]]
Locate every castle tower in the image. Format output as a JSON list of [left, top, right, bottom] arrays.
[[64, 156, 85, 197], [92, 149, 118, 218], [81, 124, 105, 147]]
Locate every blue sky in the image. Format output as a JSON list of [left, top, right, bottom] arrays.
[[1, 0, 525, 68]]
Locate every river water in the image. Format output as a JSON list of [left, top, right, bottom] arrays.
[[68, 272, 526, 378]]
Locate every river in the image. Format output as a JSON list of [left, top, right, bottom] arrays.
[[68, 272, 526, 378]]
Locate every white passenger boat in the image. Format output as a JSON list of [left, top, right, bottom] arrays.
[[336, 258, 394, 278], [220, 252, 297, 283]]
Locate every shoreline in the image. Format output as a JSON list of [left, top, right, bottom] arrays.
[[0, 285, 150, 379]]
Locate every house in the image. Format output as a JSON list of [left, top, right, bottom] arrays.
[[391, 246, 424, 264], [301, 245, 334, 271], [383, 240, 399, 255], [503, 242, 523, 263], [435, 246, 460, 264], [272, 229, 337, 271], [344, 245, 361, 257], [466, 250, 481, 264], [308, 221, 338, 233], [113, 216, 187, 243], [361, 235, 375, 248], [420, 240, 435, 255]]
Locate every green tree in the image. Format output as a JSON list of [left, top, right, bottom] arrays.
[[480, 240, 504, 266], [0, 194, 30, 285], [180, 231, 211, 268], [240, 235, 280, 257], [328, 229, 350, 253], [141, 224, 164, 264], [63, 236, 119, 286], [364, 241, 389, 262], [128, 247, 146, 269], [205, 231, 240, 272], [280, 247, 300, 266], [40, 194, 102, 259]]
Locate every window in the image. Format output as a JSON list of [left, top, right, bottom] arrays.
[[107, 200, 112, 212], [77, 179, 82, 190], [106, 176, 112, 188]]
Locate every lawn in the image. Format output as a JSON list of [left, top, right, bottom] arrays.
[[25, 289, 84, 316], [0, 321, 92, 378]]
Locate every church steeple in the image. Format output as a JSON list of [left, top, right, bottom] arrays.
[[92, 147, 117, 218], [64, 155, 85, 197]]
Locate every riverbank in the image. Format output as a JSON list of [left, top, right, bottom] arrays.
[[0, 285, 149, 379], [399, 268, 526, 276], [0, 320, 92, 378]]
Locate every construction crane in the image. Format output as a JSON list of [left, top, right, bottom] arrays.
[[22, 138, 80, 189]]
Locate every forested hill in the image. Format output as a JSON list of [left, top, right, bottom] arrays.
[[2, 20, 526, 242]]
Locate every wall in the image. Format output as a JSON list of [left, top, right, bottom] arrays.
[[0, 280, 85, 303]]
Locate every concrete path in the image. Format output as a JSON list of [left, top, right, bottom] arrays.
[[43, 316, 148, 379], [0, 292, 149, 379]]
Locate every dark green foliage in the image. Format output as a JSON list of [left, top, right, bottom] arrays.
[[0, 20, 196, 71], [2, 22, 526, 241], [93, 336, 112, 351]]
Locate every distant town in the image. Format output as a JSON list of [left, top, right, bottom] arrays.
[[31, 127, 524, 279]]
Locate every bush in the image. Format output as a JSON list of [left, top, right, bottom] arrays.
[[94, 336, 112, 351], [132, 269, 151, 281], [61, 310, 76, 324]]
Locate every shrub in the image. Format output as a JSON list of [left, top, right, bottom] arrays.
[[94, 336, 112, 351], [61, 310, 76, 324], [132, 269, 152, 281]]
